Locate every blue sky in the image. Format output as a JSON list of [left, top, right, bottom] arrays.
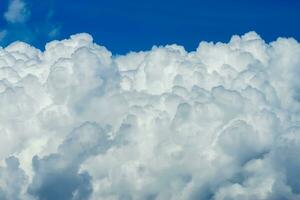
[[0, 0, 300, 54]]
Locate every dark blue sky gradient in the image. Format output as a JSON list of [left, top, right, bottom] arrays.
[[0, 0, 300, 54]]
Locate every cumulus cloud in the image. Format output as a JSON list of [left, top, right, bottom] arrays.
[[4, 0, 30, 24], [0, 32, 300, 199], [28, 122, 112, 200]]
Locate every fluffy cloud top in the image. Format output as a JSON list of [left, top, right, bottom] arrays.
[[0, 32, 300, 200]]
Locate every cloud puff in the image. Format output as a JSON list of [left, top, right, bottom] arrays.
[[0, 32, 300, 199], [28, 122, 112, 200], [4, 0, 30, 24]]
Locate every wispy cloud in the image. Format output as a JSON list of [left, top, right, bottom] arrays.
[[0, 0, 60, 46], [4, 0, 30, 23], [0, 30, 7, 41]]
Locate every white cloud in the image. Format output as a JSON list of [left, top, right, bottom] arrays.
[[0, 32, 300, 199], [4, 0, 30, 24]]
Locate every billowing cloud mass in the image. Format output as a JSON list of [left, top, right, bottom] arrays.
[[0, 32, 300, 200]]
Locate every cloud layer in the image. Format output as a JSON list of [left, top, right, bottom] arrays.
[[0, 32, 300, 200]]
